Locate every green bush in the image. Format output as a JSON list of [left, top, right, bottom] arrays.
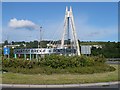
[[2, 58, 34, 69], [2, 55, 114, 74], [2, 55, 106, 69], [39, 55, 106, 69]]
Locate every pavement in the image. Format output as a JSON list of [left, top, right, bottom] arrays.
[[1, 81, 119, 88]]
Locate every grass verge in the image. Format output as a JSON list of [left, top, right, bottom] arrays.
[[2, 64, 119, 85]]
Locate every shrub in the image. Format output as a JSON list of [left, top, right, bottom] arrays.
[[39, 55, 106, 69], [2, 55, 106, 69], [2, 54, 111, 74], [2, 58, 34, 69]]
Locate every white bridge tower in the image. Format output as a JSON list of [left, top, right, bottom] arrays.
[[61, 6, 81, 56]]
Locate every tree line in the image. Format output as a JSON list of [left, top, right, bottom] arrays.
[[2, 40, 120, 58]]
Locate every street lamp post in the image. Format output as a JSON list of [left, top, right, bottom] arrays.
[[37, 26, 42, 60], [40, 26, 42, 48], [38, 26, 42, 48], [23, 43, 26, 60]]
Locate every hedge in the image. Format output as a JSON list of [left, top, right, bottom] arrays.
[[2, 55, 106, 69]]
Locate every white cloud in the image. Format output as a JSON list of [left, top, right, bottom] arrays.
[[8, 18, 39, 30]]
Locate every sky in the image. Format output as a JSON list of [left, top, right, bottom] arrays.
[[0, 2, 2, 43], [2, 0, 120, 2], [2, 2, 118, 42]]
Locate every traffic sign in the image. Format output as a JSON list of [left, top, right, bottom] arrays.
[[4, 47, 10, 55], [81, 45, 91, 55]]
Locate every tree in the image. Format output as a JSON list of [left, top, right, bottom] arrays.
[[4, 40, 8, 45]]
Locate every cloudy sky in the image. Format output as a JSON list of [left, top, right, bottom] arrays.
[[2, 2, 118, 42]]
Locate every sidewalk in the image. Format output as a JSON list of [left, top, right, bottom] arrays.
[[1, 81, 119, 88]]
